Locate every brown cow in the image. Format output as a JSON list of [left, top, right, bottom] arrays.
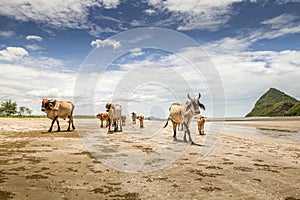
[[96, 113, 109, 128], [131, 112, 137, 124], [121, 115, 126, 126], [41, 99, 75, 132], [137, 115, 144, 128], [197, 115, 205, 135]]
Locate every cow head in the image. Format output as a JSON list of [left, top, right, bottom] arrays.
[[187, 93, 205, 115], [105, 103, 112, 112], [41, 99, 56, 112], [41, 99, 50, 112]]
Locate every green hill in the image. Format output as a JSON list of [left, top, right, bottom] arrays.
[[246, 88, 300, 117]]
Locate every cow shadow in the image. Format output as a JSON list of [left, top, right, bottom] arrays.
[[107, 130, 123, 134], [173, 139, 203, 146], [41, 130, 74, 134]]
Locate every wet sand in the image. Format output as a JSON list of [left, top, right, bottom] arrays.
[[0, 118, 299, 199]]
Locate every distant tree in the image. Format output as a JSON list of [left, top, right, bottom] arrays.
[[0, 100, 17, 116], [19, 106, 26, 116], [25, 107, 32, 116]]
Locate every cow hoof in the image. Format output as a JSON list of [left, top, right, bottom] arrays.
[[190, 141, 194, 145], [173, 137, 177, 141], [183, 139, 188, 143], [48, 130, 52, 133]]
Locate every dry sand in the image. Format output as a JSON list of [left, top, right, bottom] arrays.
[[0, 117, 299, 200]]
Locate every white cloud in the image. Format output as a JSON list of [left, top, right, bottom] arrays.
[[91, 39, 121, 49], [0, 0, 121, 32], [0, 47, 29, 61], [0, 31, 15, 38], [25, 44, 43, 51], [26, 35, 43, 41], [129, 48, 143, 56], [101, 0, 121, 8], [144, 9, 156, 15], [247, 14, 300, 42], [147, 0, 244, 30], [0, 55, 76, 115], [261, 13, 299, 28], [204, 37, 251, 54]]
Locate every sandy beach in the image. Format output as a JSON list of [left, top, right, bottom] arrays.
[[0, 117, 299, 200]]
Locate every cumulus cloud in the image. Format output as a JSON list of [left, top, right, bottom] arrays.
[[91, 39, 121, 49], [0, 56, 76, 115], [0, 47, 29, 61], [26, 35, 43, 41], [0, 0, 121, 32], [146, 0, 244, 30]]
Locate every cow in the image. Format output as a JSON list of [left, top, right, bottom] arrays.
[[106, 103, 122, 133], [137, 115, 144, 128], [41, 99, 75, 132], [96, 113, 109, 128], [131, 112, 137, 124], [121, 115, 126, 126], [197, 115, 205, 135], [163, 93, 205, 144]]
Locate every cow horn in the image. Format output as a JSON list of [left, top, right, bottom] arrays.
[[198, 93, 201, 99], [187, 93, 191, 100]]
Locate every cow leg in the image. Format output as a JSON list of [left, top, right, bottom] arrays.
[[48, 116, 57, 132], [172, 121, 177, 140], [183, 122, 193, 144], [67, 117, 71, 131], [107, 118, 111, 133], [100, 120, 103, 128], [120, 120, 123, 132], [71, 116, 75, 130], [56, 118, 61, 132], [48, 116, 58, 132], [114, 120, 117, 132]]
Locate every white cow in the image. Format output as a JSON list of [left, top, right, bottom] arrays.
[[164, 93, 205, 144], [106, 103, 122, 133], [41, 99, 75, 132]]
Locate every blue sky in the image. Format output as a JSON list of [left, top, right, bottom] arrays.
[[0, 0, 300, 117]]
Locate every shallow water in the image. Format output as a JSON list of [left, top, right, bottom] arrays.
[[208, 122, 300, 142]]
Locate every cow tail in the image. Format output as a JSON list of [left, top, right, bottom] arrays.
[[163, 117, 170, 128], [71, 103, 75, 116]]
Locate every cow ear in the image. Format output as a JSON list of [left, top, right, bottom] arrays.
[[198, 102, 205, 110], [49, 99, 56, 109], [186, 103, 191, 111]]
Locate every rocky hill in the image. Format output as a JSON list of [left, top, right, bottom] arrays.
[[246, 88, 300, 117]]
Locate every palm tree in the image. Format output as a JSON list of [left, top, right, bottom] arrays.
[[25, 107, 32, 116], [19, 106, 26, 116], [0, 100, 17, 116]]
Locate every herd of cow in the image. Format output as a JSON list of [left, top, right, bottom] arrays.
[[41, 93, 206, 144]]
